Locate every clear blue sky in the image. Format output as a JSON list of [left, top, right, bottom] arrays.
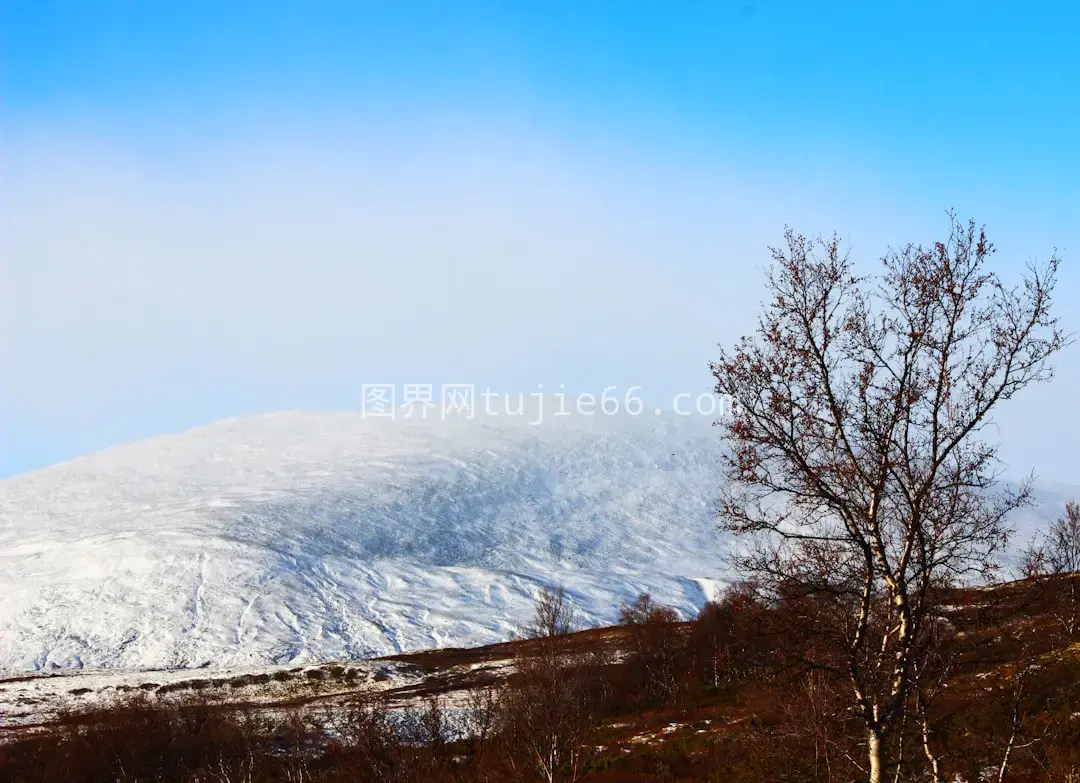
[[2, 1, 1079, 479]]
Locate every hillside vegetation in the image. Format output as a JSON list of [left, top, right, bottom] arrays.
[[3, 576, 1079, 782]]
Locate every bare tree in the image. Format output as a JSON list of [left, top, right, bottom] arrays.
[[497, 646, 595, 783], [710, 215, 1065, 783], [691, 582, 774, 690], [1020, 501, 1080, 576], [781, 669, 850, 783], [618, 592, 679, 626], [521, 585, 576, 639], [910, 611, 960, 783], [615, 593, 684, 706], [463, 686, 502, 779], [994, 662, 1042, 783], [1019, 501, 1080, 639]]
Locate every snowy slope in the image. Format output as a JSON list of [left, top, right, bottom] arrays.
[[0, 411, 1073, 672], [0, 411, 733, 671]]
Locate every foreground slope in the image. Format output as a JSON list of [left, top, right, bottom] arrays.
[[4, 577, 1079, 782], [0, 411, 734, 671]]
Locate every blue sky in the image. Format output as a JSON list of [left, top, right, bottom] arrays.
[[2, 1, 1079, 479]]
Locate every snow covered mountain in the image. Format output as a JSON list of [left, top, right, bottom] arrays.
[[0, 411, 735, 671], [0, 411, 1074, 673]]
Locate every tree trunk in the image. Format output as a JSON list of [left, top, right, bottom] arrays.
[[868, 730, 885, 783]]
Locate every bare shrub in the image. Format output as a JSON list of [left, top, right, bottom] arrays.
[[496, 643, 598, 783], [690, 582, 776, 690], [615, 593, 686, 708], [521, 585, 576, 639], [618, 592, 679, 626], [1020, 500, 1080, 640]]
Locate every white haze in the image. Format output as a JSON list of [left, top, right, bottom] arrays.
[[3, 123, 1078, 479]]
